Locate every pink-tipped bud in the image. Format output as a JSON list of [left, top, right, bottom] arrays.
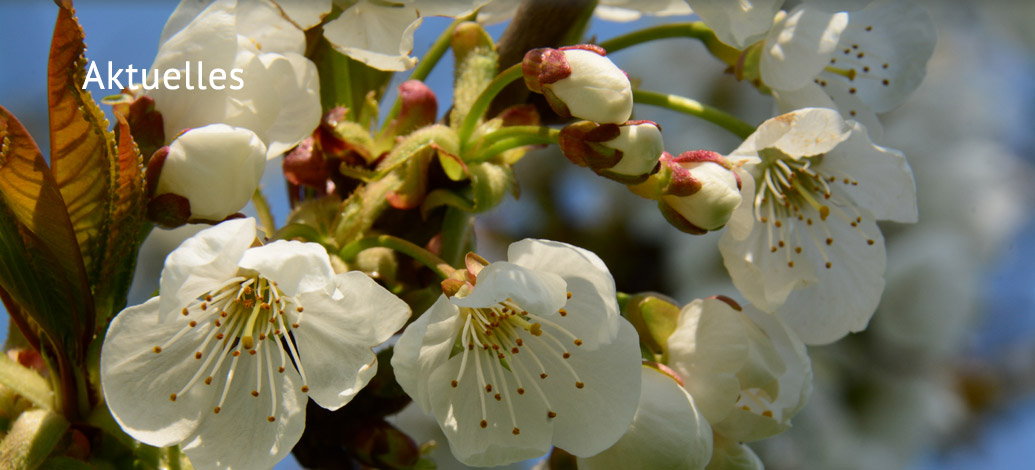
[[559, 120, 663, 184], [656, 151, 742, 234], [522, 45, 633, 124], [396, 80, 439, 134]]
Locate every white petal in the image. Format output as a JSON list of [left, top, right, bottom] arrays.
[[238, 240, 336, 296], [291, 271, 411, 410], [506, 239, 620, 350], [450, 261, 567, 320], [273, 0, 332, 29], [606, 122, 664, 177], [386, 403, 528, 470], [256, 52, 321, 159], [595, 0, 692, 22], [761, 6, 848, 92], [323, 1, 421, 71], [732, 108, 851, 160], [577, 367, 713, 470], [156, 124, 267, 221], [666, 298, 749, 424], [772, 82, 884, 142], [427, 347, 554, 466], [234, 0, 307, 55], [724, 165, 757, 241], [714, 306, 812, 442], [413, 0, 491, 17], [719, 213, 818, 313], [685, 0, 783, 49], [159, 218, 256, 319], [101, 297, 212, 447], [549, 50, 633, 124], [392, 296, 465, 412], [776, 214, 886, 344], [538, 320, 642, 457], [834, 0, 935, 113], [157, 0, 227, 51], [181, 346, 307, 470], [708, 435, 764, 470], [476, 0, 519, 25], [823, 121, 917, 223]]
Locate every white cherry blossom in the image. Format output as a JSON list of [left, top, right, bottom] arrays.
[[101, 218, 410, 470], [148, 0, 320, 158], [763, 0, 936, 140], [719, 108, 917, 344], [392, 239, 641, 466], [275, 0, 489, 71], [666, 297, 812, 443]]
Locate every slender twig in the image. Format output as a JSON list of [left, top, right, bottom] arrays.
[[458, 64, 524, 147], [633, 89, 755, 139]]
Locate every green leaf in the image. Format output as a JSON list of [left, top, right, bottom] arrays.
[[0, 409, 70, 470], [47, 3, 121, 297], [0, 105, 94, 359], [92, 114, 147, 325], [449, 22, 497, 129], [0, 353, 53, 410]]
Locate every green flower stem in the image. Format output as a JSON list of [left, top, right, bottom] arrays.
[[381, 13, 476, 132], [251, 188, 275, 236], [438, 207, 473, 268], [458, 63, 524, 147], [339, 235, 454, 279], [597, 22, 740, 65], [633, 89, 755, 139], [467, 126, 560, 163]]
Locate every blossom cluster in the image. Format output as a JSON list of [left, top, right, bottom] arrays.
[[0, 0, 935, 469]]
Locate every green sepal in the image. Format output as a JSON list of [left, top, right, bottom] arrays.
[[0, 353, 53, 410], [449, 22, 498, 130], [0, 409, 70, 470], [623, 293, 682, 357]]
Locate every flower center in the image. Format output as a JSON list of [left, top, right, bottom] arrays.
[[753, 150, 875, 269], [151, 275, 310, 423], [449, 294, 585, 435]]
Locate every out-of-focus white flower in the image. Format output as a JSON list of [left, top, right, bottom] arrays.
[[392, 239, 641, 466], [762, 0, 936, 140], [101, 218, 409, 470], [684, 0, 784, 49], [153, 124, 266, 222], [523, 45, 634, 124], [275, 0, 488, 71], [477, 0, 691, 25], [577, 366, 713, 470], [667, 297, 812, 443], [558, 120, 664, 183], [148, 0, 321, 158], [719, 108, 916, 345]]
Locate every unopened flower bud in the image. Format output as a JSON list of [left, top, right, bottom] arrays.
[[151, 124, 266, 222], [522, 45, 633, 124], [395, 80, 439, 136], [559, 120, 663, 184], [633, 151, 741, 234]]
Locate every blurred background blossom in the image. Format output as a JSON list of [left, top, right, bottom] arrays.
[[1, 1, 1033, 469]]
